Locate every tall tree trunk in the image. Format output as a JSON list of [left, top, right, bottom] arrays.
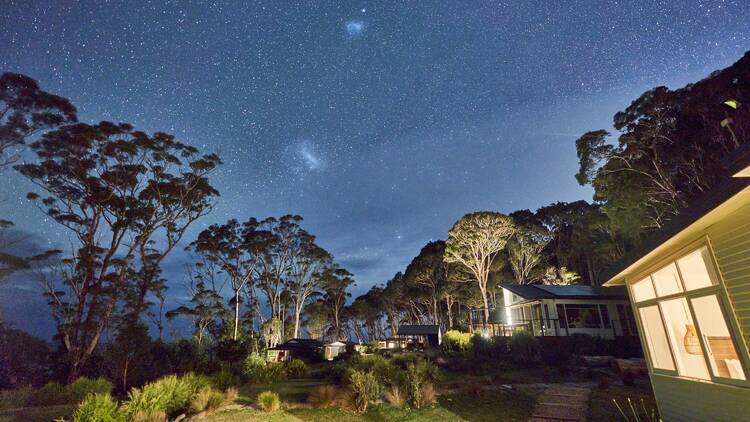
[[233, 289, 240, 340]]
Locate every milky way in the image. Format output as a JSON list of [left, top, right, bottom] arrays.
[[1, 1, 750, 337]]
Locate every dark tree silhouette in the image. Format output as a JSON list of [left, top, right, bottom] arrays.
[[0, 72, 77, 170], [16, 121, 219, 381]]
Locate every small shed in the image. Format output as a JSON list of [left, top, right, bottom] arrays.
[[324, 341, 347, 360], [396, 324, 442, 348]]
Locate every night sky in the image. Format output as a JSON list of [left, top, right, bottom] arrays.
[[2, 1, 750, 338]]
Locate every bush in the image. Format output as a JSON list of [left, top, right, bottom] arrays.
[[307, 384, 339, 408], [461, 382, 485, 398], [120, 374, 200, 419], [349, 370, 382, 414], [442, 330, 472, 354], [405, 360, 440, 408], [509, 330, 541, 365], [257, 390, 281, 412], [225, 386, 239, 402], [190, 386, 225, 414], [384, 385, 404, 407], [33, 381, 70, 406], [420, 382, 437, 406], [344, 354, 396, 386], [243, 353, 266, 383], [285, 358, 309, 378], [130, 410, 167, 422], [209, 368, 238, 391], [72, 393, 124, 422], [69, 377, 114, 404]]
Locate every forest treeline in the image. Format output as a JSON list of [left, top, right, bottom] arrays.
[[1, 50, 748, 388]]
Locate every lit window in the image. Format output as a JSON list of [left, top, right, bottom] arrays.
[[659, 298, 710, 380], [677, 247, 717, 291], [652, 263, 683, 297], [691, 295, 746, 380], [639, 305, 676, 371], [632, 277, 656, 302], [631, 245, 747, 386]]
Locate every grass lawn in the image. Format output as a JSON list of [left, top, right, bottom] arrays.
[[587, 381, 658, 422], [205, 378, 536, 422], [206, 390, 535, 422]]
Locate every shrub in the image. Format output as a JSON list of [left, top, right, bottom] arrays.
[[509, 330, 540, 365], [225, 386, 239, 402], [349, 370, 382, 414], [420, 382, 437, 406], [0, 385, 35, 409], [243, 352, 267, 383], [405, 360, 440, 408], [34, 381, 70, 406], [190, 387, 225, 414], [308, 384, 339, 408], [68, 377, 114, 404], [130, 410, 167, 422], [442, 330, 472, 354], [257, 391, 281, 412], [72, 393, 124, 422], [120, 374, 198, 419], [209, 368, 238, 391], [285, 358, 309, 378], [384, 385, 404, 407]]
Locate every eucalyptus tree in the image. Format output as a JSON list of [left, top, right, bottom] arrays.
[[166, 263, 226, 345], [444, 212, 516, 322], [403, 241, 447, 324], [0, 72, 77, 170], [190, 218, 272, 340], [285, 225, 332, 339], [17, 122, 219, 381], [507, 210, 552, 284], [322, 265, 354, 340]]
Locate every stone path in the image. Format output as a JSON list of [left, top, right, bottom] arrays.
[[528, 384, 591, 422]]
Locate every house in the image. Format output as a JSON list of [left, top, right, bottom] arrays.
[[603, 144, 750, 420], [396, 325, 442, 348], [266, 338, 323, 362], [491, 284, 636, 339]]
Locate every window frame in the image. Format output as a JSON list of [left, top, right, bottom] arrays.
[[628, 238, 749, 387]]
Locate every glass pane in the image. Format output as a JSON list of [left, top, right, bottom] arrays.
[[632, 277, 656, 302], [652, 263, 684, 297], [564, 304, 602, 328], [639, 305, 676, 371], [677, 247, 717, 291], [659, 298, 710, 380], [691, 295, 746, 380]]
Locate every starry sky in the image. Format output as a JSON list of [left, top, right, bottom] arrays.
[[2, 1, 750, 338]]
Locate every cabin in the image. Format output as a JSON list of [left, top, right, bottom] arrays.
[[266, 338, 323, 362], [396, 325, 442, 348], [324, 341, 346, 361], [490, 284, 636, 339], [603, 144, 750, 420]]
